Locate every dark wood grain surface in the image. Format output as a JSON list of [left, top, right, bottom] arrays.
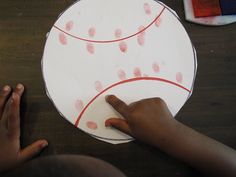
[[0, 1, 236, 177]]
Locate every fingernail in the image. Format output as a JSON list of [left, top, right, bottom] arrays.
[[3, 85, 10, 92], [17, 84, 24, 90], [105, 120, 111, 127], [41, 141, 48, 149]]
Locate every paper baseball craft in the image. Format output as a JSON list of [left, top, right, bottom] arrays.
[[42, 0, 197, 144]]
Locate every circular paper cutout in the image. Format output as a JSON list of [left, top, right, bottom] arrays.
[[42, 0, 197, 144]]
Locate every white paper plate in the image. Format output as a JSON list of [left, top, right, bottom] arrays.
[[42, 0, 197, 144]]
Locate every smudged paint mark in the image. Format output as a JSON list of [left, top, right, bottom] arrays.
[[75, 99, 84, 112], [59, 33, 67, 45], [138, 25, 146, 35], [137, 26, 145, 46], [119, 41, 128, 53], [115, 28, 122, 38], [133, 67, 142, 78], [118, 69, 126, 80], [137, 34, 145, 46], [86, 121, 98, 130], [155, 17, 162, 27], [86, 43, 95, 54], [88, 27, 96, 38], [176, 72, 183, 83], [152, 62, 160, 73], [144, 3, 152, 15], [65, 21, 74, 31], [95, 81, 103, 92]]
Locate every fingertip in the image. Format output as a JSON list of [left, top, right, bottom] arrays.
[[16, 83, 24, 95], [40, 140, 48, 149], [105, 95, 115, 103], [105, 119, 112, 127], [3, 85, 11, 92], [18, 140, 49, 163], [16, 83, 24, 90], [1, 85, 11, 98], [105, 118, 131, 133]]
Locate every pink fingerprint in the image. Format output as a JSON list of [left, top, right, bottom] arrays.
[[59, 33, 67, 45], [152, 62, 160, 73], [143, 3, 152, 15], [119, 41, 128, 53], [86, 121, 98, 130], [65, 21, 74, 31], [86, 43, 95, 54], [118, 69, 126, 80], [155, 17, 162, 27], [75, 99, 84, 112], [95, 81, 103, 92], [137, 35, 145, 46], [88, 27, 96, 38], [133, 67, 142, 78], [176, 72, 183, 83], [138, 25, 146, 35], [115, 28, 122, 38]]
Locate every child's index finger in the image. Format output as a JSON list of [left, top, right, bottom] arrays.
[[106, 95, 129, 118]]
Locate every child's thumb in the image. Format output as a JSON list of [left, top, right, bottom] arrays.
[[105, 118, 132, 136], [18, 140, 48, 164]]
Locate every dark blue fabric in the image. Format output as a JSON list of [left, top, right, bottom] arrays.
[[220, 0, 236, 15]]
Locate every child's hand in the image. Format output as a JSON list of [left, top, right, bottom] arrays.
[[0, 84, 48, 173], [105, 95, 177, 146], [106, 95, 236, 177]]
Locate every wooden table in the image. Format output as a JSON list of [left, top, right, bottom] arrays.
[[0, 1, 236, 176]]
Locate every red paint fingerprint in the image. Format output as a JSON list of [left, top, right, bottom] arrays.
[[86, 43, 95, 54], [144, 3, 152, 15], [133, 67, 142, 78], [86, 121, 98, 130], [65, 21, 74, 31], [118, 69, 126, 80], [75, 100, 84, 112], [115, 29, 122, 38], [152, 62, 160, 73], [95, 81, 103, 92], [176, 72, 183, 83], [53, 7, 166, 45], [59, 33, 67, 45], [155, 17, 162, 27], [88, 27, 96, 38], [137, 35, 145, 46], [138, 25, 146, 35], [119, 41, 128, 53]]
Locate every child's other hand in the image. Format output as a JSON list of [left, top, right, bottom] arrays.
[[105, 95, 177, 146], [0, 84, 48, 173]]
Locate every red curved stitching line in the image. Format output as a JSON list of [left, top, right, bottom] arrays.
[[53, 7, 166, 44], [74, 77, 191, 127]]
